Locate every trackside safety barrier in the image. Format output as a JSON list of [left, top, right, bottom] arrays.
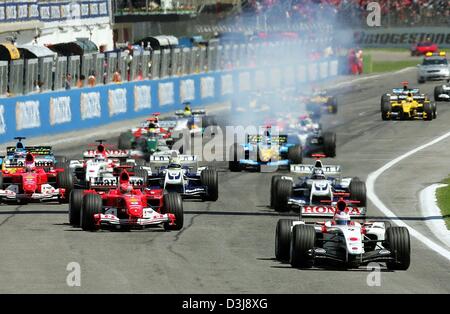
[[0, 59, 339, 143]]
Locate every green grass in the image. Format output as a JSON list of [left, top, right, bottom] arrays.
[[362, 54, 417, 74], [435, 177, 450, 229]]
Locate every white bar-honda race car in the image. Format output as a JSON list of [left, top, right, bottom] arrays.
[[275, 199, 411, 270]]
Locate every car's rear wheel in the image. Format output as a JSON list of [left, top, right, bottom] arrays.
[[69, 189, 84, 226], [270, 175, 283, 208], [385, 226, 411, 270], [229, 143, 242, 172], [274, 179, 292, 212], [57, 169, 73, 203], [434, 86, 444, 101], [81, 193, 102, 231], [349, 178, 366, 206], [288, 145, 303, 165], [290, 224, 315, 268], [423, 102, 433, 121], [275, 219, 294, 261], [323, 132, 336, 157], [201, 169, 219, 201], [162, 192, 184, 230], [381, 101, 392, 121]]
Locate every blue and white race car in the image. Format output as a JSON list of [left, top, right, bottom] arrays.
[[147, 154, 218, 201], [270, 158, 366, 213], [0, 137, 66, 170]]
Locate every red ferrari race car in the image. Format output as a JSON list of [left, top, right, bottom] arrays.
[[411, 41, 438, 56], [0, 153, 72, 204], [68, 171, 183, 231]]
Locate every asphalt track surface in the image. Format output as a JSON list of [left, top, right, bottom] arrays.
[[1, 69, 450, 293]]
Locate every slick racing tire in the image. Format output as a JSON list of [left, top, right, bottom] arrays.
[[327, 96, 338, 114], [229, 143, 243, 172], [434, 86, 444, 102], [69, 189, 84, 226], [423, 102, 433, 121], [81, 193, 102, 231], [57, 169, 73, 203], [381, 101, 392, 121], [431, 102, 437, 119], [54, 155, 67, 168], [275, 219, 294, 261], [288, 145, 303, 165], [274, 179, 292, 212], [0, 172, 3, 190], [118, 132, 133, 150], [349, 178, 366, 206], [163, 192, 184, 231], [385, 226, 411, 270], [380, 94, 390, 112], [323, 132, 336, 158], [290, 224, 315, 268], [201, 169, 219, 201], [270, 175, 283, 208]]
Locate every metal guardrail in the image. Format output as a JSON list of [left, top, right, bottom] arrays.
[[0, 37, 332, 97]]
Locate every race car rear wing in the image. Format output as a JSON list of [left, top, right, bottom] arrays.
[[148, 154, 198, 165], [83, 150, 130, 159], [389, 94, 426, 101], [6, 146, 53, 156], [247, 134, 288, 144], [392, 88, 420, 95], [89, 176, 146, 189], [300, 205, 367, 218], [2, 157, 54, 168], [290, 164, 341, 176], [175, 109, 206, 116]]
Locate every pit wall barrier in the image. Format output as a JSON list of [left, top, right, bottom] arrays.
[[0, 58, 339, 143]]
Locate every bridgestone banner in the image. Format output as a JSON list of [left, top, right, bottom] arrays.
[[339, 27, 450, 48]]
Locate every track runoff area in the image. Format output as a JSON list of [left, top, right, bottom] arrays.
[[0, 67, 449, 305]]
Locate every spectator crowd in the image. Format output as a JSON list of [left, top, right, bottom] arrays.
[[243, 0, 449, 28]]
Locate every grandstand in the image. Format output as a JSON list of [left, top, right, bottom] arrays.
[[0, 0, 114, 51]]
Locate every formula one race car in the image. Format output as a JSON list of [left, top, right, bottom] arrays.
[[302, 90, 338, 120], [270, 157, 366, 212], [266, 114, 336, 158], [229, 131, 303, 172], [69, 140, 147, 187], [381, 90, 436, 120], [147, 153, 218, 201], [275, 199, 411, 270], [0, 152, 72, 204], [434, 82, 450, 101], [118, 113, 174, 150], [68, 171, 183, 231], [0, 137, 67, 170]]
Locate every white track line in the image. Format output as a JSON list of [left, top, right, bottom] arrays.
[[367, 130, 450, 262], [419, 184, 450, 247]]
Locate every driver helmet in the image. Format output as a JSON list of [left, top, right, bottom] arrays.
[[334, 210, 351, 226], [25, 161, 35, 172], [183, 102, 192, 116], [168, 156, 182, 169], [406, 92, 413, 102], [120, 182, 133, 194], [312, 168, 325, 180]]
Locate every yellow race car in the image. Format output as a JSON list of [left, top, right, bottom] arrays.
[[304, 91, 338, 120], [381, 92, 436, 121]]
